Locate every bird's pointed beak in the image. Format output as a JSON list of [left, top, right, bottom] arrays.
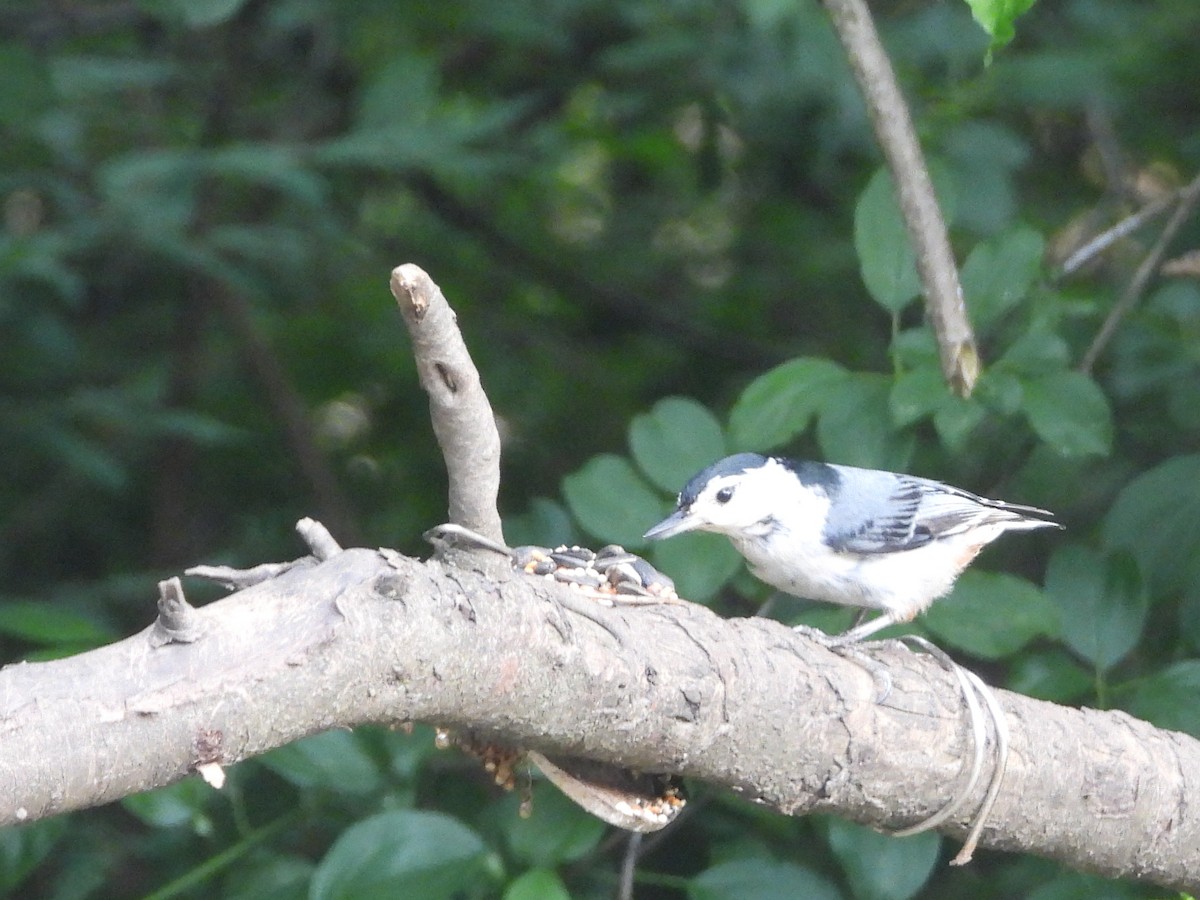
[[644, 508, 697, 540]]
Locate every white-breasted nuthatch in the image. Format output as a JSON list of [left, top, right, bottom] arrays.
[[644, 453, 1061, 643]]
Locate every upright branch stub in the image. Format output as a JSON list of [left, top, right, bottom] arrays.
[[391, 265, 505, 548], [822, 0, 979, 396]]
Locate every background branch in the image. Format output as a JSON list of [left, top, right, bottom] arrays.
[[1079, 171, 1200, 373], [822, 0, 979, 396], [208, 281, 363, 546]]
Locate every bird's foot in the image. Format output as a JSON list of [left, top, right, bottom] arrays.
[[791, 624, 894, 703]]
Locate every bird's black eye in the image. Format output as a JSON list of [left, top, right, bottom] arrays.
[[715, 487, 734, 504]]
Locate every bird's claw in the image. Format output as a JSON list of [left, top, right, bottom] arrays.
[[791, 624, 894, 703]]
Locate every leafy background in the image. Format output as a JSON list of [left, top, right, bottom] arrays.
[[2, 0, 1199, 896]]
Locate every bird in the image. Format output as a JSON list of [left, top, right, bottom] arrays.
[[643, 452, 1061, 644]]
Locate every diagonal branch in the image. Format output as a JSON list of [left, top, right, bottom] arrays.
[[1079, 171, 1200, 373], [822, 0, 979, 396], [209, 282, 363, 545]]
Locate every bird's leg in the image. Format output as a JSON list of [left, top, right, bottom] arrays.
[[791, 623, 894, 703], [826, 610, 902, 645]]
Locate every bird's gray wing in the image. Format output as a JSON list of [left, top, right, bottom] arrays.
[[821, 469, 933, 554], [825, 469, 1050, 554]]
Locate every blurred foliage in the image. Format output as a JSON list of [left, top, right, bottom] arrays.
[[2, 0, 1199, 897]]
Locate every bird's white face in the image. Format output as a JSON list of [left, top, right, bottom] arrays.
[[646, 458, 831, 541]]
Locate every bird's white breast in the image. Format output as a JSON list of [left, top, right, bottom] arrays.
[[735, 525, 1001, 620]]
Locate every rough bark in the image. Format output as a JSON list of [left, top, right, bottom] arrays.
[[1, 548, 1197, 893]]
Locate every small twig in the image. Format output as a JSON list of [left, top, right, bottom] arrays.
[[390, 266, 505, 549], [185, 560, 308, 590], [149, 578, 203, 646], [821, 0, 978, 396], [1079, 172, 1200, 374], [1057, 194, 1177, 279], [296, 517, 342, 560], [617, 832, 642, 900]]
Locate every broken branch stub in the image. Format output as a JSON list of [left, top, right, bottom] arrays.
[[390, 265, 505, 549]]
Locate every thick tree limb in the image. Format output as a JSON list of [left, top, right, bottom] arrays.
[[822, 0, 979, 396], [390, 265, 505, 556], [1, 549, 1196, 892]]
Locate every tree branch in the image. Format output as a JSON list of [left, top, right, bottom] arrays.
[[208, 282, 362, 545], [1078, 171, 1200, 373], [1, 548, 1196, 892], [821, 0, 979, 396]]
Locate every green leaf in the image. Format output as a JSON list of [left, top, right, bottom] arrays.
[[310, 811, 488, 900], [140, 0, 250, 27], [1117, 661, 1200, 739], [1025, 869, 1146, 900], [995, 329, 1070, 375], [503, 868, 571, 900], [855, 168, 921, 313], [1179, 586, 1200, 654], [259, 731, 383, 795], [728, 358, 848, 450], [1044, 545, 1146, 671], [0, 818, 67, 895], [933, 397, 988, 452], [223, 855, 314, 900], [690, 859, 840, 900], [0, 47, 52, 128], [121, 780, 215, 829], [816, 374, 914, 470], [49, 56, 175, 101], [504, 781, 606, 867], [650, 531, 744, 603], [960, 227, 1044, 331], [562, 454, 664, 549], [1103, 455, 1200, 597], [889, 366, 951, 429], [629, 397, 726, 493], [1006, 647, 1093, 703], [854, 166, 956, 313], [891, 328, 939, 370], [923, 570, 1059, 659], [504, 498, 577, 549], [824, 819, 940, 900], [974, 368, 1024, 416], [965, 0, 1037, 52], [942, 120, 1029, 234], [0, 601, 115, 646], [1020, 371, 1112, 457]]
